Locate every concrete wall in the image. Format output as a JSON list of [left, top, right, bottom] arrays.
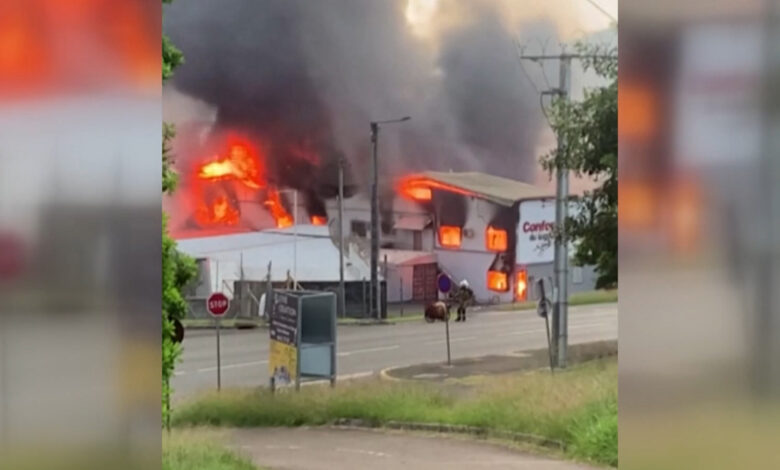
[[385, 264, 415, 302], [525, 262, 599, 301]]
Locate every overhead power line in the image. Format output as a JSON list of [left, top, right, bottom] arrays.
[[584, 0, 617, 23]]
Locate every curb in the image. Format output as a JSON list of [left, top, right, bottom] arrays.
[[379, 366, 405, 382], [331, 418, 565, 451]]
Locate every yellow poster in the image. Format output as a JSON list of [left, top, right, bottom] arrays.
[[269, 339, 297, 386]]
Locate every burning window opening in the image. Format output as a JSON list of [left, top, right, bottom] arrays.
[[264, 188, 294, 228], [401, 184, 432, 201], [515, 269, 528, 301], [397, 176, 478, 202], [486, 226, 508, 252], [439, 225, 461, 248], [311, 215, 327, 226], [487, 270, 509, 292]]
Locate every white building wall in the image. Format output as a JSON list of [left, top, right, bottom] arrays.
[[433, 197, 516, 304]]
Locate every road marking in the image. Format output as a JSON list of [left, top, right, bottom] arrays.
[[497, 323, 613, 338], [175, 359, 270, 376], [338, 345, 400, 357], [424, 336, 476, 345], [257, 444, 302, 451], [336, 448, 390, 458]]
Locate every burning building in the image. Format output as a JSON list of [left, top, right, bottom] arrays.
[[331, 171, 597, 304], [172, 163, 597, 313], [161, 0, 607, 313]]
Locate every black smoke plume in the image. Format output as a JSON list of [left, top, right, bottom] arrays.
[[163, 0, 552, 199]]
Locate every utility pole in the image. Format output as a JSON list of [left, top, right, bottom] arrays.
[[554, 56, 571, 368], [369, 116, 410, 319], [517, 49, 600, 368], [338, 154, 346, 318]]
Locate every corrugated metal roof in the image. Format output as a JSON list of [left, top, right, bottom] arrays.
[[418, 171, 553, 207], [176, 225, 372, 283]]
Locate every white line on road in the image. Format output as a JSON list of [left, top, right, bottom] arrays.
[[336, 448, 390, 458], [175, 359, 269, 376], [497, 323, 614, 338], [337, 345, 400, 357], [424, 336, 477, 345]]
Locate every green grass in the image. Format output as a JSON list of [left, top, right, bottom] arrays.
[[174, 358, 617, 467], [494, 289, 617, 312], [163, 429, 263, 470]]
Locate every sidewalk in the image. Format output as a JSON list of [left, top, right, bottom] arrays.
[[232, 427, 600, 470], [382, 340, 617, 382]]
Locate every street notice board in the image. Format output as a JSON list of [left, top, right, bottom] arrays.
[[269, 289, 337, 390], [269, 291, 299, 387]]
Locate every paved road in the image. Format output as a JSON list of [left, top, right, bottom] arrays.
[[232, 427, 598, 470], [173, 303, 617, 398]]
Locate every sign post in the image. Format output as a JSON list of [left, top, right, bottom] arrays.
[[437, 273, 453, 366], [535, 279, 554, 373], [206, 292, 230, 390]]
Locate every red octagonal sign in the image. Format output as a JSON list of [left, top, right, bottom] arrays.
[[206, 292, 230, 317]]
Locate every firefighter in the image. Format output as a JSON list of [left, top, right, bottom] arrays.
[[451, 279, 475, 322]]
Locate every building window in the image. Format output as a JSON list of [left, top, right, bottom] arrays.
[[487, 270, 509, 292], [486, 226, 508, 252], [351, 220, 367, 237], [439, 226, 461, 248]]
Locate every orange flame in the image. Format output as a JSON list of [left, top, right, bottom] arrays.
[[397, 175, 478, 202], [486, 226, 507, 252], [194, 195, 240, 227], [197, 140, 264, 189], [311, 215, 327, 226], [439, 226, 462, 248], [515, 269, 528, 300], [487, 270, 508, 292], [264, 189, 293, 228]]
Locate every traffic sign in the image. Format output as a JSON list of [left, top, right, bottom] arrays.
[[207, 292, 230, 317], [437, 273, 452, 294]]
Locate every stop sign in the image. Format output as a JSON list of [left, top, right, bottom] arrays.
[[206, 292, 230, 317]]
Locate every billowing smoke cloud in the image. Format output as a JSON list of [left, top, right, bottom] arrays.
[[163, 0, 558, 197]]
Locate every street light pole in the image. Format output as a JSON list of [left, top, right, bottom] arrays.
[[338, 155, 346, 318], [370, 123, 379, 319], [369, 116, 410, 319]]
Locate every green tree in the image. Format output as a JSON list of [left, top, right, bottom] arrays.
[[542, 44, 617, 288], [162, 0, 195, 428]]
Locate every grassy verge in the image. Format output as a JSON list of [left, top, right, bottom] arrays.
[[184, 290, 616, 328], [174, 358, 617, 467], [493, 289, 617, 312], [163, 429, 263, 470]]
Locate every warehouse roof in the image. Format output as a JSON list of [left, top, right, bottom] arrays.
[[176, 225, 373, 284], [416, 171, 553, 207]]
